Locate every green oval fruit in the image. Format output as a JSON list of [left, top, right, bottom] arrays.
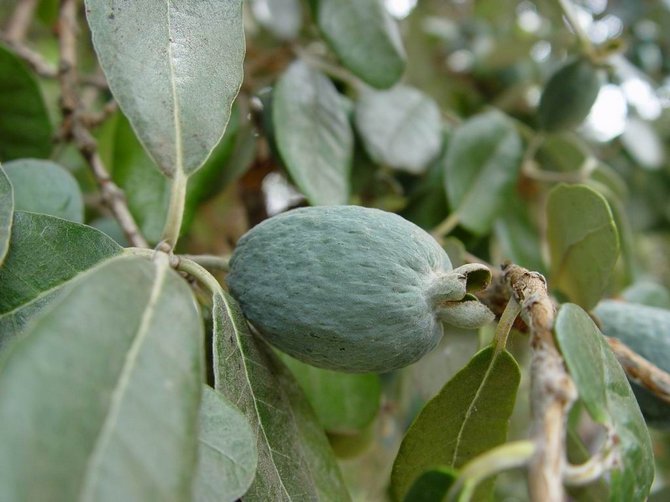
[[594, 300, 670, 429], [227, 206, 493, 373], [538, 57, 603, 132]]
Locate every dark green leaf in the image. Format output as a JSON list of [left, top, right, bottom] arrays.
[[3, 159, 84, 223], [317, 0, 405, 88], [86, 0, 245, 177], [213, 290, 350, 500], [0, 255, 204, 501], [538, 57, 603, 132], [279, 353, 382, 434], [444, 110, 523, 235], [0, 212, 121, 347], [547, 184, 619, 310], [193, 385, 258, 502], [0, 164, 13, 265], [0, 44, 53, 160], [554, 304, 654, 501], [251, 0, 303, 39], [403, 466, 457, 502], [355, 85, 442, 174], [391, 346, 520, 501], [272, 60, 353, 205]]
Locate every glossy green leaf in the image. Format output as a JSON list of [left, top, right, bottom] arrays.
[[0, 163, 12, 266], [193, 385, 258, 502], [391, 346, 520, 501], [444, 110, 523, 235], [3, 159, 84, 223], [547, 184, 619, 310], [0, 212, 121, 347], [272, 60, 353, 205], [86, 0, 245, 177], [355, 85, 442, 174], [0, 44, 53, 161], [213, 290, 350, 500], [317, 0, 405, 89], [279, 353, 382, 434], [0, 255, 204, 501], [251, 0, 302, 40], [403, 466, 457, 502], [554, 304, 654, 501], [538, 57, 603, 132]]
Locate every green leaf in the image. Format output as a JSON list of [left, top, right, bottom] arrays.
[[272, 60, 353, 205], [0, 255, 204, 501], [86, 0, 245, 177], [391, 346, 520, 501], [547, 184, 619, 310], [621, 281, 670, 309], [0, 212, 121, 347], [251, 0, 303, 40], [0, 163, 13, 266], [193, 385, 258, 502], [403, 466, 457, 502], [354, 85, 442, 174], [494, 195, 546, 274], [213, 290, 350, 501], [3, 159, 84, 223], [0, 44, 53, 161], [316, 0, 405, 89], [278, 353, 382, 434], [444, 110, 523, 235], [554, 304, 654, 501], [538, 57, 603, 132]]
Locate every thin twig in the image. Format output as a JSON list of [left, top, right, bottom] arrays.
[[180, 254, 231, 272], [606, 337, 670, 405], [57, 0, 147, 248], [4, 0, 38, 43], [503, 264, 576, 502], [0, 37, 58, 77]]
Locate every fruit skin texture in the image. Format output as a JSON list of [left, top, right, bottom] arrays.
[[594, 300, 670, 429], [227, 205, 455, 373]]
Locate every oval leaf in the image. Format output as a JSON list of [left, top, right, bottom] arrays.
[[0, 212, 122, 347], [86, 0, 245, 177], [193, 385, 258, 502], [0, 255, 204, 501], [213, 290, 350, 500], [272, 60, 353, 205], [538, 57, 603, 132], [355, 85, 442, 174], [0, 164, 13, 265], [317, 0, 405, 89], [279, 353, 382, 434], [0, 44, 53, 160], [3, 159, 84, 223], [391, 346, 520, 501], [251, 0, 303, 40], [444, 110, 523, 235], [554, 303, 654, 501], [403, 466, 457, 502], [547, 184, 619, 310]]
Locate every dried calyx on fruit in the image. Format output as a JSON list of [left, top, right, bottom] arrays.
[[227, 205, 494, 373]]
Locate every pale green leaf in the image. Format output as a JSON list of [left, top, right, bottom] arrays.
[[355, 85, 442, 174], [554, 304, 654, 501], [444, 110, 523, 235], [279, 353, 381, 434], [391, 346, 520, 501], [547, 184, 619, 310], [272, 60, 353, 205], [3, 159, 84, 223], [493, 195, 545, 274], [621, 281, 670, 309], [251, 0, 302, 40], [0, 255, 204, 501], [0, 212, 121, 347], [317, 0, 405, 89], [213, 290, 350, 501], [193, 385, 258, 502], [86, 0, 245, 177], [0, 44, 53, 161], [0, 163, 12, 265]]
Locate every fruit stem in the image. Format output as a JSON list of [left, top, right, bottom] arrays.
[[494, 297, 522, 352], [161, 169, 188, 251]]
